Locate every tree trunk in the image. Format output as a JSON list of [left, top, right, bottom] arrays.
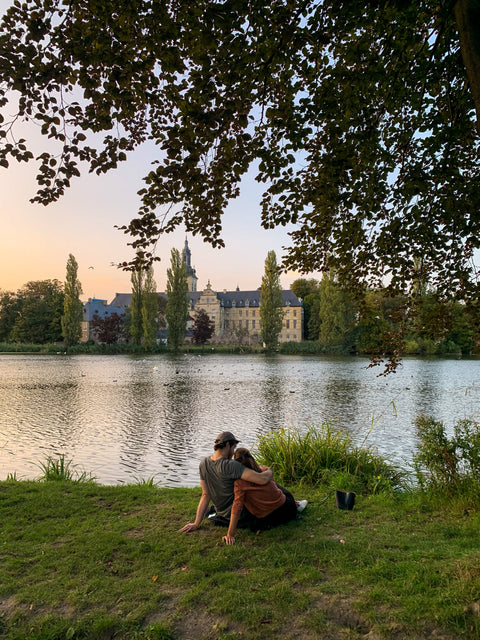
[[455, 0, 480, 135]]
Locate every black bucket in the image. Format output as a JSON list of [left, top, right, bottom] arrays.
[[335, 490, 356, 510]]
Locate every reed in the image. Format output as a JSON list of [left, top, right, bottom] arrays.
[[255, 424, 405, 493], [36, 454, 95, 483]]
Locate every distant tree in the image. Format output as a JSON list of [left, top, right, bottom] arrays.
[[307, 294, 322, 342], [61, 253, 83, 346], [260, 251, 284, 350], [0, 291, 21, 342], [157, 294, 167, 330], [192, 309, 214, 345], [165, 248, 189, 351], [355, 290, 391, 354], [318, 272, 355, 349], [141, 265, 158, 348], [90, 312, 125, 344], [130, 267, 144, 345], [290, 278, 320, 340], [290, 278, 319, 301], [11, 280, 64, 344]]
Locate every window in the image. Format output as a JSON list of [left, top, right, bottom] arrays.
[[252, 310, 256, 317], [286, 320, 290, 329], [252, 320, 256, 329], [246, 310, 249, 317], [294, 309, 297, 317], [246, 320, 249, 329], [293, 320, 297, 329], [239, 310, 242, 317]]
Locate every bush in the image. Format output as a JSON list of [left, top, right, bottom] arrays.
[[413, 415, 480, 492], [255, 424, 405, 494]]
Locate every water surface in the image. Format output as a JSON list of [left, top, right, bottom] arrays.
[[1, 353, 479, 485]]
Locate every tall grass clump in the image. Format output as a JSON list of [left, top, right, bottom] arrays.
[[37, 454, 95, 483], [255, 424, 405, 494], [414, 415, 480, 495]]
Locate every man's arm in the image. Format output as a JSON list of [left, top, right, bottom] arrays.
[[179, 480, 211, 533], [240, 466, 273, 485]]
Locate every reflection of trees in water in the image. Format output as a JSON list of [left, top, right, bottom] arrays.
[[259, 374, 284, 436], [116, 357, 201, 483], [322, 378, 362, 434], [15, 357, 83, 452]]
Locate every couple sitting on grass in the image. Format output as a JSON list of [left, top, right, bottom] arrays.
[[180, 431, 307, 544]]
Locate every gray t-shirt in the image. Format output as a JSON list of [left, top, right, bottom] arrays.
[[199, 456, 245, 517]]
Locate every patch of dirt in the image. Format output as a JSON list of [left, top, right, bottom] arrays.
[[174, 608, 241, 640], [0, 596, 18, 617]]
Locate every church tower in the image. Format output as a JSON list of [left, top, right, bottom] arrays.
[[182, 238, 198, 292]]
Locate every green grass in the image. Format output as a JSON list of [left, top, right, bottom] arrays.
[[35, 455, 96, 483], [1, 479, 480, 639], [255, 424, 406, 494]]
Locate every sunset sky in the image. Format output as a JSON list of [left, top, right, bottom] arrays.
[[1, 136, 311, 302], [0, 2, 321, 302]]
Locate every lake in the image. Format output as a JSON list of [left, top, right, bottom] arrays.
[[1, 353, 479, 486]]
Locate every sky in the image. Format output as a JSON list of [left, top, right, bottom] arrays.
[[0, 3, 321, 303], [1, 135, 313, 302]]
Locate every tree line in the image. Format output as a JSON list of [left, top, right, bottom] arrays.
[[2, 249, 478, 356], [291, 275, 480, 358]]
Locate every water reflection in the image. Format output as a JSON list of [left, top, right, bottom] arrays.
[[1, 353, 480, 485]]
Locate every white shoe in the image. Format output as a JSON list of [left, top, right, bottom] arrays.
[[296, 500, 308, 513]]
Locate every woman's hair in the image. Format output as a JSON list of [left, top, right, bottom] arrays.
[[234, 447, 262, 473]]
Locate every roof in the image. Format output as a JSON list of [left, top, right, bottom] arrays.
[[82, 300, 126, 322], [108, 289, 302, 309], [109, 292, 168, 308]]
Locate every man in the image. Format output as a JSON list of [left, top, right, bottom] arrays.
[[180, 431, 273, 533]]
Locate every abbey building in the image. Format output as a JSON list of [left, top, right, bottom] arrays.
[[179, 240, 303, 343], [84, 240, 303, 343]]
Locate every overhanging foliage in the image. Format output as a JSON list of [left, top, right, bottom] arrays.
[[1, 0, 480, 299]]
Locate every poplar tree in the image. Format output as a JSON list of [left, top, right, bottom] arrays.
[[318, 271, 355, 348], [130, 268, 144, 345], [61, 254, 83, 346], [165, 248, 189, 351], [260, 251, 284, 350], [141, 265, 158, 349]]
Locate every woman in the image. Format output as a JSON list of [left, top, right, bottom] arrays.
[[222, 448, 303, 545]]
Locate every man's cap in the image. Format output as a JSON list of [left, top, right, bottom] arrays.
[[214, 431, 240, 445]]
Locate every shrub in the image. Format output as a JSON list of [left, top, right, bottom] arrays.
[[413, 415, 480, 492], [255, 424, 404, 494]]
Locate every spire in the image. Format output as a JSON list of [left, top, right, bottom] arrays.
[[181, 238, 198, 292], [182, 238, 192, 269]]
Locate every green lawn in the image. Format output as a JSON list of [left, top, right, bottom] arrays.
[[1, 480, 480, 639]]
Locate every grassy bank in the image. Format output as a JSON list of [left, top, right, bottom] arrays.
[[1, 478, 480, 640]]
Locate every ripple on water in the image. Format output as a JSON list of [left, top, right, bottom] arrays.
[[1, 353, 480, 484]]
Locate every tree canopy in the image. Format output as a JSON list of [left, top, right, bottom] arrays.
[[1, 1, 480, 299]]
